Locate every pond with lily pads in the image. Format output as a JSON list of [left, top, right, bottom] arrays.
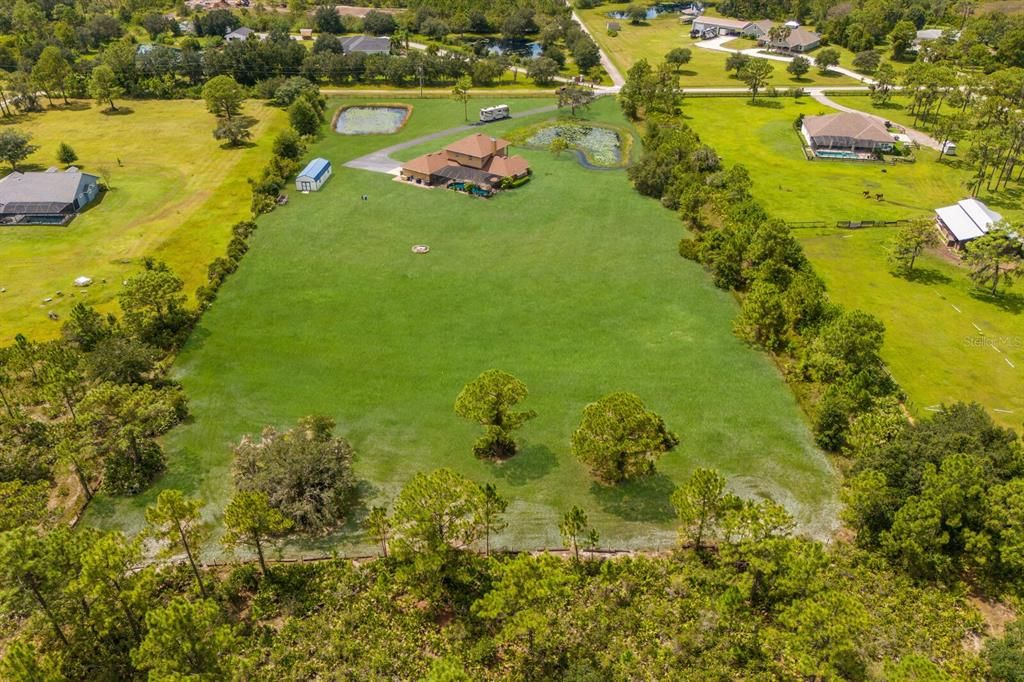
[[525, 122, 629, 168], [334, 105, 411, 135], [606, 2, 699, 20]]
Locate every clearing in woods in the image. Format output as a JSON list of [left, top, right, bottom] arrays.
[[86, 96, 839, 555]]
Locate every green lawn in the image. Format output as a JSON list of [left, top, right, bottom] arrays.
[[824, 94, 958, 134], [577, 4, 861, 87], [0, 100, 288, 340], [87, 96, 838, 555], [799, 228, 1023, 427], [681, 97, 977, 222], [680, 97, 1022, 428]]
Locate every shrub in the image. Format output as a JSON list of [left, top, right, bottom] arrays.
[[272, 77, 319, 108], [253, 76, 286, 99], [232, 415, 358, 533], [251, 191, 278, 216], [57, 142, 78, 166], [678, 237, 701, 261], [252, 172, 285, 197], [272, 129, 305, 161], [103, 438, 165, 495], [814, 388, 852, 451], [289, 98, 320, 137]]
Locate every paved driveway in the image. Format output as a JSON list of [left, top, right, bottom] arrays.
[[344, 103, 560, 174], [808, 90, 941, 150], [694, 36, 876, 85]]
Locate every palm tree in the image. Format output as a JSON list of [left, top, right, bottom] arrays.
[[452, 76, 472, 120]]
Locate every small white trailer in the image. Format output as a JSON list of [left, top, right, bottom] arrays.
[[479, 104, 510, 122]]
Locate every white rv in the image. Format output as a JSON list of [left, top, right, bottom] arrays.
[[479, 104, 510, 122]]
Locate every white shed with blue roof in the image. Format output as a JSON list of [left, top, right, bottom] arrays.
[[296, 157, 332, 192]]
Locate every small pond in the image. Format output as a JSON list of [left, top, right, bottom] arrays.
[[334, 105, 410, 135], [607, 2, 699, 20], [478, 38, 543, 59], [526, 123, 625, 168]]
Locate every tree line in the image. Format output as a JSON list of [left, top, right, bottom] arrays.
[[621, 48, 1024, 609], [0, 0, 601, 111], [0, 458, 1004, 679]]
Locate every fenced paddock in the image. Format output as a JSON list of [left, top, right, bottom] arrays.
[[786, 218, 931, 229]]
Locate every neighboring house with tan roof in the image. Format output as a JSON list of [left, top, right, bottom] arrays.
[[801, 112, 894, 152], [401, 133, 530, 190], [757, 24, 821, 52]]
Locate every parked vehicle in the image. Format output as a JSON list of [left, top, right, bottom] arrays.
[[479, 105, 510, 122]]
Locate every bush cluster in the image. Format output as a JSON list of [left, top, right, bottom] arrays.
[[629, 117, 899, 450]]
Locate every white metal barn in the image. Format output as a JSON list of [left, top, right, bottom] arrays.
[[295, 158, 332, 192]]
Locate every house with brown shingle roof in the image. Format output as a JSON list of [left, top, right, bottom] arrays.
[[444, 134, 511, 169], [401, 133, 530, 191], [801, 112, 894, 152]]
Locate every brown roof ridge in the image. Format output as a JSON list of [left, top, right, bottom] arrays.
[[445, 133, 511, 158]]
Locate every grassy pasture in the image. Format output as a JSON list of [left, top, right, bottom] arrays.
[[680, 97, 976, 222], [978, 0, 1024, 13], [0, 100, 287, 340], [576, 4, 863, 87], [800, 228, 1023, 426], [681, 96, 1022, 427], [87, 96, 839, 554]]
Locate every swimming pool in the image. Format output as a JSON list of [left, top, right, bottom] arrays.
[[815, 149, 866, 159]]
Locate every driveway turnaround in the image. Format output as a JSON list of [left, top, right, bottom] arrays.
[[344, 102, 560, 174]]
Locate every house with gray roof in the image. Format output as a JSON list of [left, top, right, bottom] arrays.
[[0, 168, 101, 225], [801, 112, 894, 153], [339, 35, 392, 55], [225, 27, 267, 42], [690, 16, 757, 39], [914, 28, 959, 51], [225, 26, 252, 41], [757, 24, 821, 52]]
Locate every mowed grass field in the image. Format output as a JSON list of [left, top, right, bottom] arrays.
[[800, 228, 1023, 426], [783, 93, 1024, 222], [576, 4, 862, 87], [0, 100, 287, 340], [681, 97, 975, 222], [681, 97, 1022, 427], [88, 96, 838, 554]]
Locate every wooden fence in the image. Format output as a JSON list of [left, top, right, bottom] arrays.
[[786, 218, 931, 229], [192, 547, 659, 570]]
